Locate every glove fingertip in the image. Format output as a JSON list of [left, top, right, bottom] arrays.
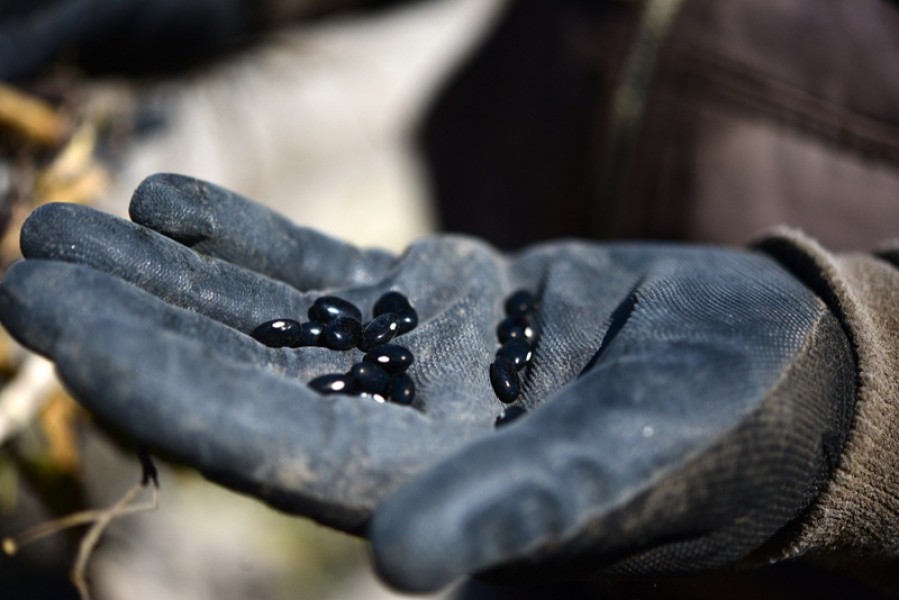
[[131, 173, 198, 210], [130, 172, 211, 236], [19, 202, 77, 257], [0, 259, 81, 356], [369, 496, 465, 593], [369, 431, 564, 593], [0, 260, 40, 342]]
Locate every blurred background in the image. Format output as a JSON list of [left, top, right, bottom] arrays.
[[0, 0, 898, 598]]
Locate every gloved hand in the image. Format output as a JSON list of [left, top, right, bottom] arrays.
[[0, 174, 856, 592]]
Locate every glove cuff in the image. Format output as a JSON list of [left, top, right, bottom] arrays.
[[754, 227, 899, 560]]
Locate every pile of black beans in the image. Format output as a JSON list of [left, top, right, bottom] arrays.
[[250, 291, 418, 406], [491, 289, 539, 426]]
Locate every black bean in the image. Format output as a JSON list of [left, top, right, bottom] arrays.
[[308, 296, 362, 323], [360, 313, 401, 351], [387, 372, 415, 406], [319, 316, 362, 351], [308, 374, 354, 395], [374, 291, 418, 334], [395, 310, 418, 335], [490, 355, 520, 403], [523, 318, 540, 341], [495, 405, 527, 427], [297, 321, 325, 346], [497, 339, 532, 370], [504, 290, 537, 317], [373, 291, 410, 316], [496, 315, 537, 344], [250, 319, 303, 348], [361, 392, 388, 404], [364, 344, 414, 374], [349, 362, 390, 395]]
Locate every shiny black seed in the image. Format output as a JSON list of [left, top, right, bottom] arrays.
[[373, 291, 410, 315], [496, 317, 528, 344], [361, 313, 401, 351], [395, 309, 418, 335], [308, 296, 362, 323], [361, 392, 387, 404], [250, 319, 303, 347], [504, 290, 537, 317], [524, 318, 541, 340], [495, 405, 527, 427], [490, 355, 520, 403], [496, 315, 538, 343], [319, 316, 362, 350], [496, 316, 524, 342], [374, 291, 418, 334], [297, 321, 325, 346], [364, 344, 414, 374], [387, 372, 415, 406], [349, 362, 390, 395], [497, 339, 532, 370], [308, 374, 354, 395]]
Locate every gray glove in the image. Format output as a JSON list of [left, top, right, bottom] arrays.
[[0, 174, 855, 592]]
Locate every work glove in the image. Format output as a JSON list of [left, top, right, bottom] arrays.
[[0, 174, 856, 592]]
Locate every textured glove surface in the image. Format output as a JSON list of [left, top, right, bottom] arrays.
[[0, 174, 855, 591]]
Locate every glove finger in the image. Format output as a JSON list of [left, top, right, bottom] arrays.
[[129, 173, 396, 290], [370, 256, 856, 592], [0, 258, 500, 421], [0, 260, 352, 379], [1, 262, 460, 532], [54, 314, 453, 533], [19, 202, 329, 333]]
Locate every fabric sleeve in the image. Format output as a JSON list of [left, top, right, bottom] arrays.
[[753, 228, 899, 562]]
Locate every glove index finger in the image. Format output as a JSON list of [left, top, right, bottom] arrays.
[[130, 173, 396, 291], [51, 310, 443, 533]]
